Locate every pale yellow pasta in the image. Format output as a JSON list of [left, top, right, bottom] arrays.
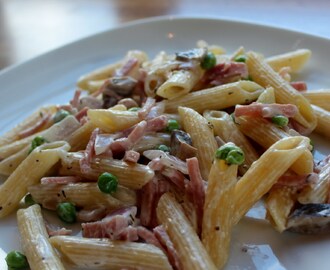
[[256, 87, 276, 103], [17, 204, 65, 270], [233, 136, 310, 225], [265, 187, 297, 232], [297, 162, 330, 204], [0, 141, 70, 218], [302, 90, 330, 111], [59, 152, 154, 190], [179, 106, 217, 180], [311, 105, 330, 139], [164, 80, 264, 113], [77, 50, 148, 91], [87, 109, 140, 133], [50, 236, 172, 270], [230, 46, 245, 60], [157, 193, 217, 270], [246, 51, 316, 131], [203, 110, 258, 174], [156, 69, 202, 99], [202, 159, 237, 269], [266, 49, 311, 72], [66, 120, 97, 152], [236, 116, 313, 175], [29, 182, 136, 210]]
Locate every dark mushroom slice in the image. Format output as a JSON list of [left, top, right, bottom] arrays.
[[175, 48, 207, 62], [286, 203, 330, 234], [102, 76, 137, 108], [170, 130, 197, 161]]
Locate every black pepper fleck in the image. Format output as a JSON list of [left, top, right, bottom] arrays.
[[215, 226, 220, 231], [61, 190, 67, 198]]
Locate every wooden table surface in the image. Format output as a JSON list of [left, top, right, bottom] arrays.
[[1, 0, 330, 71]]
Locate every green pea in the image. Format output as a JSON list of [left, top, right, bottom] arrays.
[[29, 136, 47, 154], [158, 144, 170, 152], [5, 250, 29, 269], [56, 202, 76, 223], [234, 54, 247, 63], [271, 115, 289, 127], [53, 109, 70, 123], [128, 107, 141, 112], [309, 139, 314, 152], [215, 143, 245, 165], [201, 52, 217, 70], [98, 172, 118, 194], [166, 119, 180, 132], [24, 194, 35, 207]]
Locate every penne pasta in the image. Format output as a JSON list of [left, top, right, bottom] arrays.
[[312, 105, 330, 139], [157, 193, 217, 270], [256, 87, 276, 104], [17, 204, 65, 270], [302, 90, 330, 111]]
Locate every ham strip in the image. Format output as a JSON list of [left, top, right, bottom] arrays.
[[274, 173, 319, 189], [290, 81, 307, 92], [235, 102, 298, 118], [137, 226, 162, 249], [146, 115, 168, 132], [123, 150, 140, 163], [138, 97, 156, 119], [115, 58, 139, 77], [18, 112, 51, 139], [77, 207, 107, 222], [80, 128, 99, 174], [186, 157, 205, 235], [70, 89, 82, 109]]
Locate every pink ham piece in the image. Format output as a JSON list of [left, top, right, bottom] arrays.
[[115, 58, 139, 77], [45, 221, 72, 237], [70, 90, 82, 109], [146, 102, 165, 119], [161, 167, 185, 191], [290, 81, 307, 92], [154, 225, 183, 270], [136, 226, 162, 249], [75, 107, 89, 123], [146, 115, 168, 132], [274, 173, 319, 189], [40, 176, 82, 185], [201, 62, 248, 86], [123, 150, 140, 163], [18, 112, 51, 139], [144, 150, 188, 175], [138, 97, 156, 119], [235, 102, 298, 118], [80, 128, 100, 174], [82, 206, 137, 239], [77, 207, 107, 222], [186, 157, 205, 235]]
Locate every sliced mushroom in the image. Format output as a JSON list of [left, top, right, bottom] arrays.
[[102, 76, 137, 108], [287, 203, 330, 234], [170, 130, 197, 161], [175, 48, 207, 62]]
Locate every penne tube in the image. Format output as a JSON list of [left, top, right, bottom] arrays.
[[236, 116, 313, 175], [59, 152, 154, 190], [50, 236, 172, 270], [202, 159, 237, 268], [297, 162, 330, 204], [179, 107, 217, 180], [246, 51, 316, 132], [156, 69, 202, 99], [0, 141, 70, 218], [302, 90, 330, 111], [66, 121, 97, 152], [29, 182, 136, 210], [256, 87, 276, 104], [164, 81, 264, 113], [266, 49, 311, 72], [204, 110, 258, 174], [17, 204, 65, 270], [87, 109, 140, 133], [265, 186, 297, 232], [233, 136, 310, 225], [311, 105, 330, 139], [157, 193, 217, 270]]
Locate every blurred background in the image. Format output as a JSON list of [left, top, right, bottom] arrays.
[[1, 0, 330, 70]]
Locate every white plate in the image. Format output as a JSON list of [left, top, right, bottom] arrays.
[[1, 16, 330, 270]]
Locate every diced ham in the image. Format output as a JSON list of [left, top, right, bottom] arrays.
[[201, 62, 248, 86], [18, 112, 51, 139], [137, 226, 162, 249], [146, 102, 165, 119], [288, 118, 314, 136], [123, 150, 140, 163], [186, 157, 205, 235], [290, 81, 307, 92], [77, 207, 107, 222], [40, 176, 82, 185], [82, 206, 137, 239], [138, 97, 156, 119], [115, 58, 139, 77], [234, 102, 298, 118], [144, 150, 188, 174], [274, 173, 319, 189], [154, 225, 183, 270], [161, 167, 185, 191], [117, 226, 139, 241], [80, 128, 99, 174], [140, 175, 170, 228], [146, 115, 168, 132], [75, 107, 89, 123], [46, 225, 72, 237], [70, 90, 82, 109], [148, 158, 165, 171]]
